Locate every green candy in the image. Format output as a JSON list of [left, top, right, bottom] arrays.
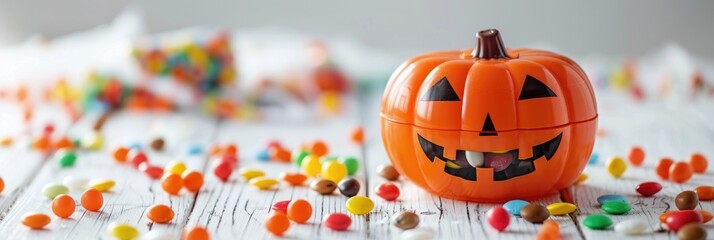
[[292, 150, 309, 167], [42, 183, 70, 199], [341, 156, 360, 176], [601, 201, 631, 215], [583, 214, 613, 229], [58, 151, 77, 168]]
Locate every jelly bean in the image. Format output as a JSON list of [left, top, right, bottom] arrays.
[[596, 194, 627, 205], [307, 140, 328, 156], [337, 178, 360, 197], [606, 157, 627, 178], [249, 176, 278, 190], [161, 173, 183, 195], [272, 200, 290, 213], [51, 194, 75, 218], [292, 149, 309, 167], [520, 203, 550, 223], [346, 196, 374, 215], [677, 223, 707, 240], [310, 178, 337, 195], [188, 145, 203, 155], [340, 156, 360, 176], [375, 182, 400, 201], [147, 204, 175, 224], [583, 214, 613, 229], [394, 211, 420, 230], [655, 158, 674, 179], [301, 154, 322, 177], [182, 171, 204, 192], [574, 173, 588, 185], [280, 172, 308, 186], [213, 160, 233, 182], [324, 213, 352, 231], [588, 153, 599, 165], [546, 202, 576, 215], [601, 201, 631, 215], [81, 188, 103, 211], [42, 183, 70, 199], [321, 161, 347, 183], [349, 125, 364, 145], [239, 168, 265, 180], [108, 222, 139, 240], [256, 149, 269, 161], [21, 213, 51, 229], [287, 199, 312, 223], [377, 164, 400, 181], [694, 186, 714, 200], [689, 153, 708, 173], [143, 230, 177, 240], [182, 226, 210, 240], [265, 213, 290, 236], [165, 161, 187, 175], [503, 199, 529, 216], [627, 146, 645, 166], [669, 162, 693, 183], [665, 210, 703, 232], [486, 206, 510, 232], [139, 162, 164, 180], [636, 181, 662, 197], [401, 228, 435, 240], [613, 218, 648, 235], [269, 147, 292, 162], [89, 179, 115, 192], [150, 138, 165, 151], [81, 131, 104, 150], [56, 149, 77, 167], [536, 220, 559, 240], [675, 190, 699, 210], [130, 150, 149, 169], [0, 177, 5, 194]]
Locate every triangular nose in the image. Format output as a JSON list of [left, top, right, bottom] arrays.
[[479, 113, 497, 136]]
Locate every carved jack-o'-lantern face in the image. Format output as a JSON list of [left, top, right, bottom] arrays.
[[380, 29, 598, 202]]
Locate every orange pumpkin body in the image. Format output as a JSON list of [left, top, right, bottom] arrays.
[[380, 29, 597, 202]]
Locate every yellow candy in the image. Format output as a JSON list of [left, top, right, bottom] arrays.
[[165, 161, 187, 175], [82, 131, 104, 150], [89, 179, 115, 192], [249, 177, 278, 190], [321, 161, 347, 183], [302, 155, 322, 177], [574, 173, 588, 185], [546, 202, 577, 216], [239, 168, 265, 180], [606, 157, 627, 178], [346, 196, 374, 215], [108, 222, 139, 240]]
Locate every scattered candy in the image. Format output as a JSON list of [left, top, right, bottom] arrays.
[[269, 147, 292, 162], [546, 202, 576, 216], [660, 210, 713, 224], [400, 228, 435, 240], [52, 194, 75, 218], [147, 204, 175, 224], [588, 153, 599, 165], [165, 161, 187, 175], [321, 161, 347, 183], [627, 146, 645, 166], [292, 150, 309, 167], [486, 206, 510, 232], [0, 177, 4, 194], [182, 226, 210, 240], [89, 179, 116, 192], [130, 150, 149, 168], [676, 191, 700, 210], [536, 220, 559, 240], [256, 149, 269, 161], [108, 222, 139, 240], [583, 214, 613, 230], [340, 156, 360, 176], [337, 178, 360, 197], [613, 218, 648, 235], [677, 223, 707, 240], [694, 186, 714, 201], [503, 199, 529, 216], [601, 201, 631, 215], [665, 210, 703, 232], [346, 196, 374, 215], [688, 153, 708, 173], [307, 140, 329, 156], [597, 194, 627, 205], [21, 213, 51, 229], [287, 199, 312, 223], [670, 162, 694, 183], [301, 154, 322, 177], [249, 176, 279, 190], [310, 178, 337, 195], [42, 183, 70, 199], [81, 188, 103, 211], [394, 211, 420, 230], [375, 182, 400, 201], [161, 173, 183, 195], [520, 203, 550, 223], [636, 181, 662, 197], [81, 131, 104, 150], [349, 126, 364, 144], [150, 138, 165, 151], [239, 168, 265, 180], [56, 149, 77, 167], [213, 160, 233, 182], [280, 172, 308, 186], [182, 171, 204, 192], [655, 157, 674, 179], [324, 213, 352, 231], [272, 200, 290, 214], [265, 213, 290, 236], [606, 156, 627, 178], [574, 173, 588, 185], [139, 163, 164, 179], [377, 164, 400, 181]]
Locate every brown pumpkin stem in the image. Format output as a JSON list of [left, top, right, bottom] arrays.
[[472, 29, 510, 59]]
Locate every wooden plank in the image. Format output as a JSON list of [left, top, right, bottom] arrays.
[[0, 111, 217, 238]]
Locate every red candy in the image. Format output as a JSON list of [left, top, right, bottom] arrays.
[[130, 151, 148, 168], [635, 182, 662, 197], [139, 162, 164, 179], [272, 200, 290, 214], [665, 210, 703, 232], [486, 206, 510, 232], [375, 183, 400, 201], [220, 154, 238, 168], [324, 213, 352, 231], [214, 161, 234, 182]]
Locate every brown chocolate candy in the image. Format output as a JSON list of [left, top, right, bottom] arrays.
[[677, 223, 707, 240], [337, 178, 360, 197], [310, 178, 336, 195], [377, 164, 400, 181], [520, 203, 550, 223], [393, 211, 420, 230], [150, 138, 165, 151], [676, 190, 700, 210]]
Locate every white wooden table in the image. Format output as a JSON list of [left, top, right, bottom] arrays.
[[0, 91, 712, 239]]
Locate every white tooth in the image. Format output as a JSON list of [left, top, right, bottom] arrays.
[[465, 151, 484, 168]]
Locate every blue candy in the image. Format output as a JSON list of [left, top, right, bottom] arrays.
[[596, 194, 628, 206], [503, 199, 529, 216], [188, 145, 203, 155], [588, 153, 599, 165], [256, 149, 270, 162]]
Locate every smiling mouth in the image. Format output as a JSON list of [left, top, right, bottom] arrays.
[[417, 133, 562, 181]]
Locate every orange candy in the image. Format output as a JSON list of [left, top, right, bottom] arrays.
[[287, 199, 312, 224], [51, 194, 75, 218], [349, 126, 364, 144], [147, 204, 175, 224], [694, 186, 714, 201], [265, 213, 291, 236], [225, 144, 238, 156], [669, 162, 693, 183], [689, 153, 708, 173], [536, 220, 559, 240], [81, 189, 103, 211], [183, 226, 210, 240], [161, 173, 183, 195], [54, 137, 74, 150], [112, 147, 129, 163], [308, 140, 328, 157], [182, 171, 204, 192], [269, 147, 292, 162], [655, 158, 674, 179], [627, 146, 645, 166], [280, 172, 308, 186], [21, 213, 51, 229], [0, 177, 4, 194]]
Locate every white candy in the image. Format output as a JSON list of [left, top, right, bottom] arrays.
[[41, 183, 69, 199], [614, 218, 649, 235], [142, 230, 177, 240], [401, 228, 435, 240], [63, 175, 89, 191]]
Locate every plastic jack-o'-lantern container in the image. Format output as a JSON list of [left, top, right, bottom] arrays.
[[380, 29, 597, 202]]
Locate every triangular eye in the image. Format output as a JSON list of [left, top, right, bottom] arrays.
[[518, 75, 556, 100], [422, 77, 460, 101]]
